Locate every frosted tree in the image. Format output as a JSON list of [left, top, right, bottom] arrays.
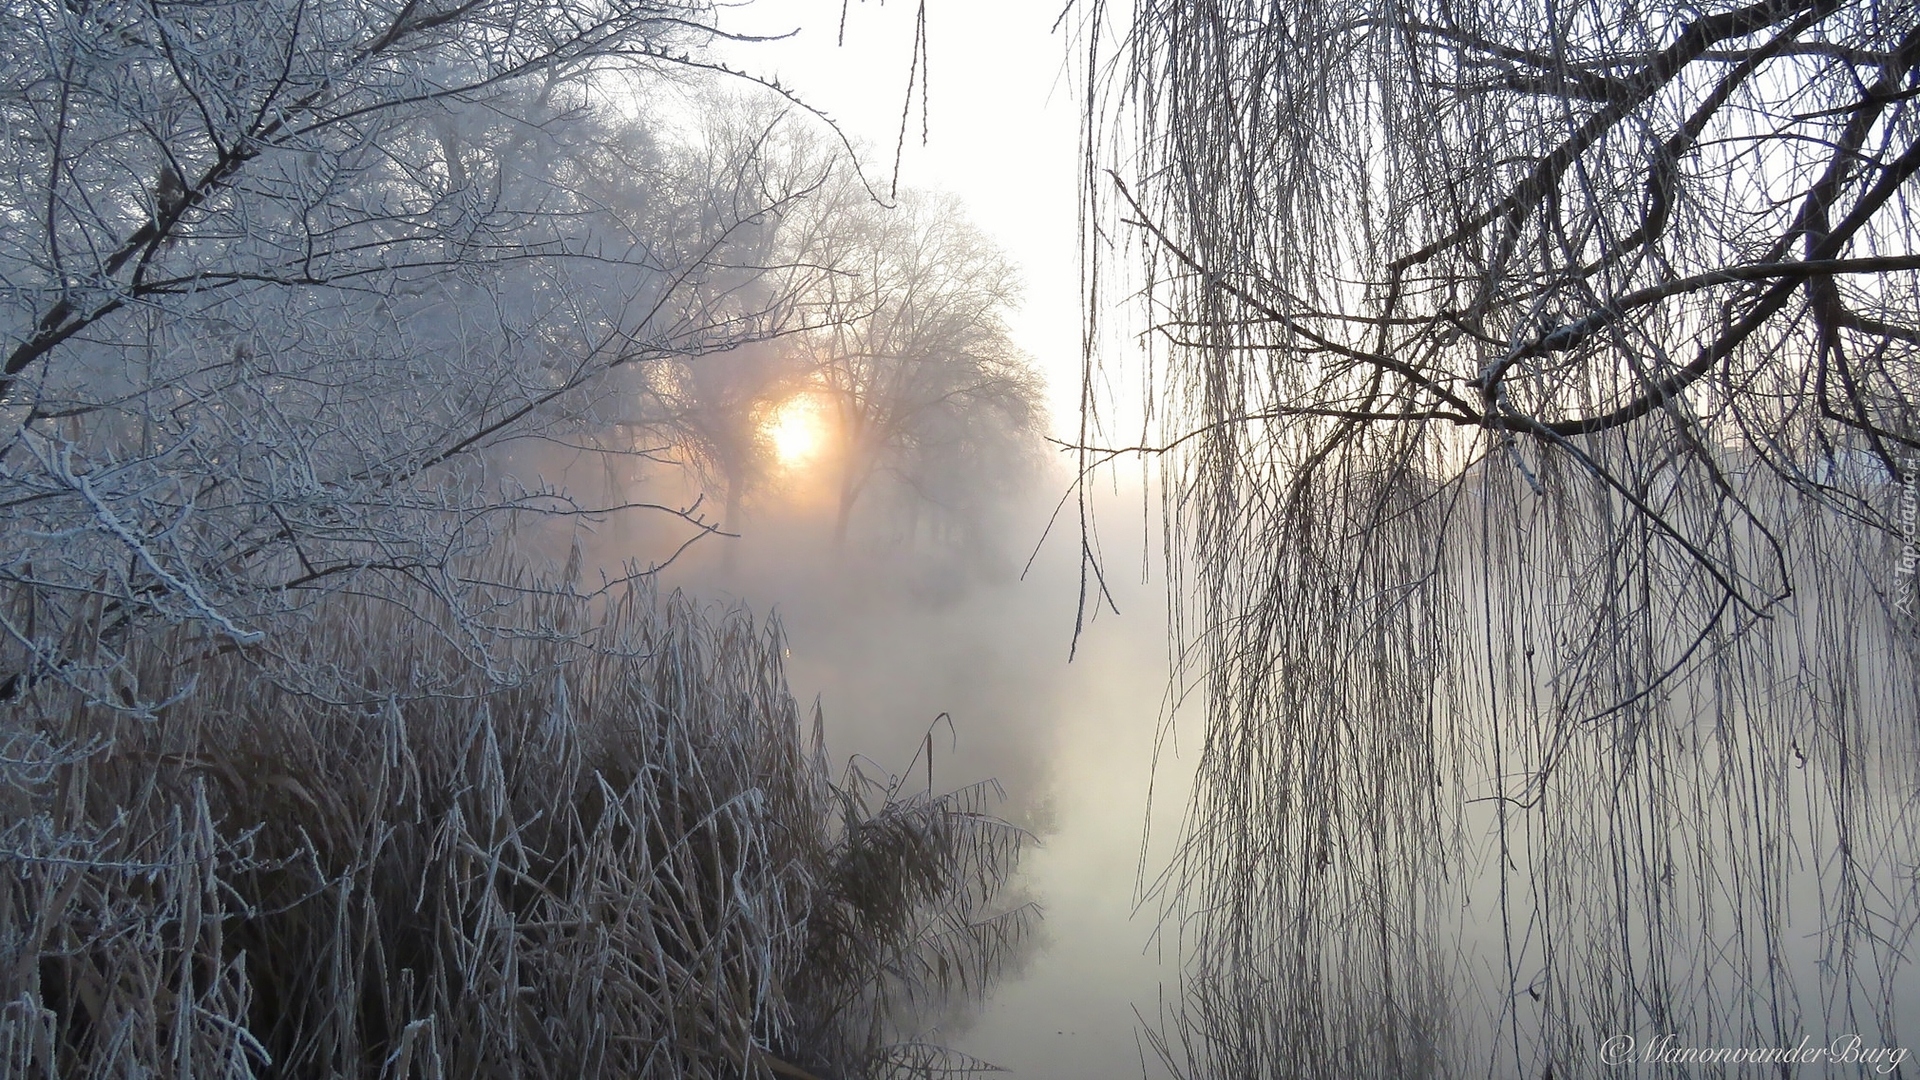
[[0, 1, 834, 707]]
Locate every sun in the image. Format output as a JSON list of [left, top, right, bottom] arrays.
[[766, 394, 828, 468]]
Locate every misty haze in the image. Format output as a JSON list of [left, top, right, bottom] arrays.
[[4, 2, 1919, 1079]]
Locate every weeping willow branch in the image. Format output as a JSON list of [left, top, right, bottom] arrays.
[[1081, 0, 1920, 1074]]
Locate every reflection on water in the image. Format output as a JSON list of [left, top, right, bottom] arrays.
[[962, 533, 1190, 1080], [631, 467, 1191, 1075]]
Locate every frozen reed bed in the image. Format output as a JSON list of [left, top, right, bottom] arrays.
[[1, 580, 1032, 1079]]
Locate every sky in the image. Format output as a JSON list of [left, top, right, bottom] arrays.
[[715, 0, 1088, 430]]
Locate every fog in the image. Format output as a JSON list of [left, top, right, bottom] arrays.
[[679, 470, 1190, 1079], [519, 396, 1190, 1075]]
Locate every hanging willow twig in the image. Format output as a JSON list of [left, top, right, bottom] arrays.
[[1077, 0, 1920, 1075]]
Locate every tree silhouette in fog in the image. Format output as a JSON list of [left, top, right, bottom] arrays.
[[626, 112, 1045, 559], [801, 190, 1044, 547]]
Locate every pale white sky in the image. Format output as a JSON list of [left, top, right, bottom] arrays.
[[716, 0, 1088, 431]]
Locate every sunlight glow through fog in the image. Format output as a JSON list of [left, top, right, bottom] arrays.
[[715, 1, 1088, 433], [767, 394, 829, 468]]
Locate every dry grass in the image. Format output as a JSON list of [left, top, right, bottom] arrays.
[[0, 577, 1031, 1079]]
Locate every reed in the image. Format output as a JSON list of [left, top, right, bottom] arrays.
[[1, 577, 1030, 1079]]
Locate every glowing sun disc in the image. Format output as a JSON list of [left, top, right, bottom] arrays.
[[768, 395, 826, 467]]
